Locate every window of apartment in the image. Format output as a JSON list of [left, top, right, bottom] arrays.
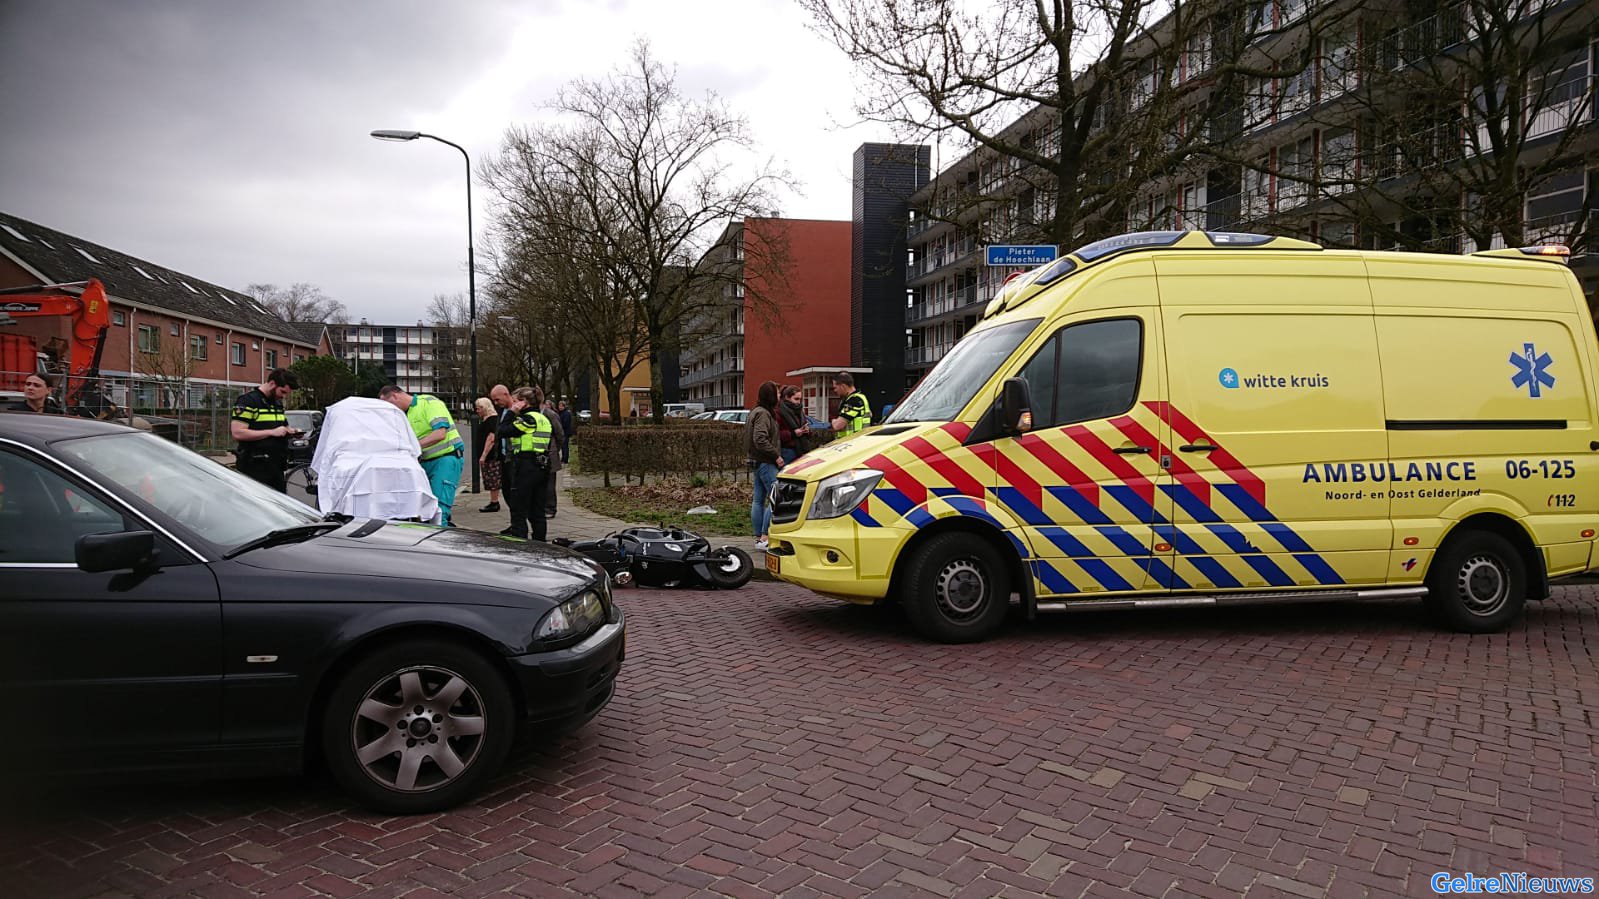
[[1243, 156, 1273, 218], [1245, 77, 1275, 129], [1180, 32, 1211, 83], [137, 325, 159, 353], [1525, 168, 1588, 227], [1527, 48, 1592, 139], [1320, 32, 1359, 99], [1278, 137, 1315, 209], [1281, 64, 1314, 118], [266, 349, 279, 369], [230, 342, 246, 366], [1318, 221, 1357, 248], [1279, 0, 1306, 27], [190, 335, 208, 361], [1321, 128, 1358, 192], [112, 310, 125, 327]]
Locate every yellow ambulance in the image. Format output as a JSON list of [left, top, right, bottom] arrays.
[[766, 230, 1599, 642]]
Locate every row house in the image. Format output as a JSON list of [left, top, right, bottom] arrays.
[[0, 211, 330, 408]]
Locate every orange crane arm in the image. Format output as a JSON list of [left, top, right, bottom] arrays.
[[0, 279, 111, 383]]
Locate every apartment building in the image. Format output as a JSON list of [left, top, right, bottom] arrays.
[[337, 321, 469, 407], [905, 0, 1599, 378], [678, 217, 852, 410]]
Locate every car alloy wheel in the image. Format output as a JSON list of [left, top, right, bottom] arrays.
[[349, 664, 487, 793]]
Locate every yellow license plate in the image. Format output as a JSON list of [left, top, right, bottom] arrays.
[[765, 552, 780, 575]]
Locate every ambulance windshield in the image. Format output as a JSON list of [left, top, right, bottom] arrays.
[[886, 319, 1041, 424]]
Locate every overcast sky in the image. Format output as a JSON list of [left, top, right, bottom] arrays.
[[0, 0, 898, 323]]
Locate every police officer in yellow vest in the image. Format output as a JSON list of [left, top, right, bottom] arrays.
[[231, 368, 301, 492], [380, 385, 466, 526], [495, 386, 554, 541], [829, 371, 872, 437]]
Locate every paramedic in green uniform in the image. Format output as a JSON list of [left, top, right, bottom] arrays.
[[380, 385, 465, 526]]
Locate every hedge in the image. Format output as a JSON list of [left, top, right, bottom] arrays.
[[574, 421, 835, 486]]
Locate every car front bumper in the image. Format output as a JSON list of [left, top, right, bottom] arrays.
[[506, 608, 625, 732]]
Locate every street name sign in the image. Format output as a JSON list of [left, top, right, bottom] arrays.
[[985, 245, 1059, 266]]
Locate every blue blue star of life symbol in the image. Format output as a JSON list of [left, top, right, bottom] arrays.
[[1218, 367, 1239, 389], [1509, 342, 1555, 397]]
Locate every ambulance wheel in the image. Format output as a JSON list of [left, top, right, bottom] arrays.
[[900, 532, 1010, 643], [1425, 530, 1526, 633]]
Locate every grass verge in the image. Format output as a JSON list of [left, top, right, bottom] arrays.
[[568, 479, 754, 538]]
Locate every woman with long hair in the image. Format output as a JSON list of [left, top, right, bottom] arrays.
[[745, 380, 783, 551]]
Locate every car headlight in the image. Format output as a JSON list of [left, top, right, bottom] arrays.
[[535, 589, 607, 641], [809, 469, 883, 520]]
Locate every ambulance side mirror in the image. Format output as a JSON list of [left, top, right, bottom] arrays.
[[1001, 378, 1033, 435]]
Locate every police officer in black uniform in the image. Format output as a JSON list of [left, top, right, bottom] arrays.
[[231, 368, 300, 491]]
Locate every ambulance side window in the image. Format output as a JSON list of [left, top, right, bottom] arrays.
[[1016, 334, 1060, 428], [1057, 318, 1143, 424]]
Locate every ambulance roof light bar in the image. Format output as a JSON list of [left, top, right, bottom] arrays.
[[1471, 244, 1571, 264]]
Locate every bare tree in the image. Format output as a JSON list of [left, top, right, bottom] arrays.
[[1293, 0, 1599, 252], [484, 41, 796, 422], [137, 331, 199, 407], [424, 292, 473, 402], [482, 161, 650, 423], [802, 0, 1350, 247], [247, 283, 349, 324]]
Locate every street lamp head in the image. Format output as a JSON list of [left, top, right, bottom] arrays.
[[370, 129, 421, 142]]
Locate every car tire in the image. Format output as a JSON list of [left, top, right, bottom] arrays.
[[321, 639, 514, 814], [1424, 530, 1527, 633], [703, 546, 754, 589], [898, 532, 1011, 643]]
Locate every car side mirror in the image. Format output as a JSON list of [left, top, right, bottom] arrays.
[[76, 530, 158, 573], [1001, 377, 1033, 435]]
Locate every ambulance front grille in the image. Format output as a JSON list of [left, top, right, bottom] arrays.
[[770, 478, 807, 524]]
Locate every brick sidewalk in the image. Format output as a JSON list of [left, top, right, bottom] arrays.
[[5, 584, 1597, 898]]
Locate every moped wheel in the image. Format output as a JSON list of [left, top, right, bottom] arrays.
[[703, 546, 754, 589]]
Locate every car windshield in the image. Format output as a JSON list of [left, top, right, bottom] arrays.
[[886, 318, 1041, 424], [54, 431, 320, 551], [287, 411, 317, 429]]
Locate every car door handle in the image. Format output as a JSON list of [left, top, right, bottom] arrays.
[[1180, 443, 1218, 453], [1113, 445, 1152, 455]]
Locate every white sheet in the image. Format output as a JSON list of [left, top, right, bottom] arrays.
[[310, 397, 439, 523]]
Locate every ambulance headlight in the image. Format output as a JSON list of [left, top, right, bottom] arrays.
[[809, 469, 883, 520], [535, 589, 606, 641]]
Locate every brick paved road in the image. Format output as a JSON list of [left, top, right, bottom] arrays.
[[5, 584, 1598, 898]]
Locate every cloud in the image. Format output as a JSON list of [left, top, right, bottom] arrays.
[[0, 0, 891, 322]]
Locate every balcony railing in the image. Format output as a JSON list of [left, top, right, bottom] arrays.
[[907, 285, 983, 323], [905, 343, 953, 367], [1379, 6, 1465, 71], [906, 238, 979, 280]]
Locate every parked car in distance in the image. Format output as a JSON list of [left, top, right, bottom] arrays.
[[664, 402, 706, 418], [0, 412, 625, 814], [690, 411, 716, 421], [285, 409, 323, 464], [711, 409, 749, 425]]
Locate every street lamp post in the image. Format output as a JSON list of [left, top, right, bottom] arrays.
[[371, 129, 480, 494]]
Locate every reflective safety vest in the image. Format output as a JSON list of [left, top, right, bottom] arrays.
[[839, 390, 872, 435], [407, 394, 464, 461], [508, 409, 552, 456], [232, 387, 289, 456]]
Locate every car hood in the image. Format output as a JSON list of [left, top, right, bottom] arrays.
[[781, 421, 964, 483], [233, 520, 602, 607]]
